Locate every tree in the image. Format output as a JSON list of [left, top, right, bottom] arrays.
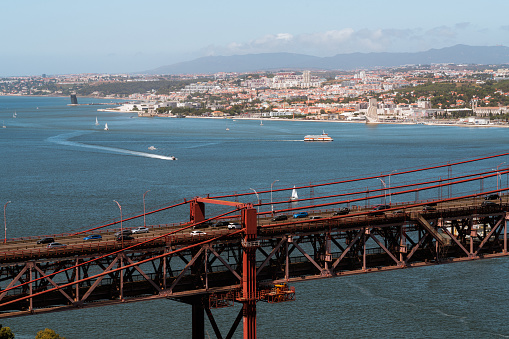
[[35, 328, 66, 339], [0, 326, 14, 339]]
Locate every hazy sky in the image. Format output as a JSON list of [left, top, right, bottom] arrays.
[[2, 0, 509, 76]]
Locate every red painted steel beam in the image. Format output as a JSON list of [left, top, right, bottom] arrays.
[[261, 172, 509, 217], [196, 197, 246, 208], [255, 168, 508, 209], [209, 152, 509, 199], [242, 207, 258, 339]]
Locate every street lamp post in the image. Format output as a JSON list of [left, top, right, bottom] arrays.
[[271, 180, 279, 216], [388, 170, 397, 205], [497, 162, 506, 192], [249, 188, 260, 213], [143, 190, 150, 228], [378, 178, 387, 205], [113, 200, 123, 247], [3, 201, 11, 244]]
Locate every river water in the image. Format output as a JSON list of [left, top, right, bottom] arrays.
[[1, 96, 509, 338]]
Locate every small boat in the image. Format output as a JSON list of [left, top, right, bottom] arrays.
[[2, 121, 5, 128], [12, 112, 16, 118], [291, 186, 298, 200], [169, 156, 177, 160], [226, 127, 229, 131], [104, 123, 109, 131], [304, 131, 333, 142], [95, 117, 99, 126], [148, 146, 157, 150], [260, 120, 263, 126]]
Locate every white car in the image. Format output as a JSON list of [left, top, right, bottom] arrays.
[[228, 222, 242, 230], [190, 230, 206, 236], [132, 227, 149, 234]]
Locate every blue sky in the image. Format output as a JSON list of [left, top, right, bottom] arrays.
[[1, 0, 509, 76]]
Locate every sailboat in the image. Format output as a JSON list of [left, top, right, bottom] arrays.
[[2, 121, 5, 128], [260, 120, 263, 126], [95, 117, 99, 126], [12, 112, 16, 118], [104, 123, 109, 131], [291, 186, 298, 201]]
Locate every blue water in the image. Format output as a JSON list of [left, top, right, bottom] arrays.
[[1, 96, 509, 338]]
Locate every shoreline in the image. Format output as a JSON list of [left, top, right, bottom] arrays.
[[2, 94, 508, 129]]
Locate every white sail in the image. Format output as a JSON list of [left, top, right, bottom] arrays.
[[291, 186, 298, 200], [104, 123, 109, 131], [95, 117, 99, 125]]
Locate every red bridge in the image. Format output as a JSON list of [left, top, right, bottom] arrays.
[[1, 152, 509, 338]]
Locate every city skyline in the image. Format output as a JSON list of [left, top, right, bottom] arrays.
[[1, 0, 509, 76]]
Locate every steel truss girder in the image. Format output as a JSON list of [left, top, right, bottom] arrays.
[[0, 210, 507, 318]]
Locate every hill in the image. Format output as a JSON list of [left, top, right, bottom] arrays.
[[145, 45, 509, 75]]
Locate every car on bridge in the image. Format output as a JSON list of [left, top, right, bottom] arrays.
[[482, 200, 499, 207], [116, 235, 134, 241], [293, 212, 308, 218], [332, 207, 350, 216], [47, 242, 67, 249], [485, 194, 500, 200], [228, 222, 242, 229], [132, 227, 149, 234], [213, 221, 230, 227], [83, 234, 102, 241], [190, 230, 206, 236], [114, 230, 132, 237], [37, 237, 55, 244], [371, 205, 390, 215], [422, 205, 437, 212], [193, 221, 212, 229], [272, 215, 288, 221]]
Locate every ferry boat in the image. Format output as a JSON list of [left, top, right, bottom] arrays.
[[304, 131, 333, 142]]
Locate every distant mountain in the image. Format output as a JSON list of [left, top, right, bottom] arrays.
[[145, 45, 509, 75]]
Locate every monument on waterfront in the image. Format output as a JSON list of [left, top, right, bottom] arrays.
[[70, 93, 78, 105], [365, 98, 379, 123]]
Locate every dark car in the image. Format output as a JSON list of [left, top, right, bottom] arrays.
[[116, 235, 134, 241], [422, 205, 437, 212], [213, 221, 230, 227], [272, 215, 288, 221], [114, 230, 132, 237], [485, 194, 500, 200], [37, 237, 55, 244], [333, 207, 350, 216], [482, 200, 499, 207], [193, 221, 212, 229], [372, 205, 390, 215]]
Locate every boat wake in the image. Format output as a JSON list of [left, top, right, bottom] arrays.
[[47, 131, 177, 161]]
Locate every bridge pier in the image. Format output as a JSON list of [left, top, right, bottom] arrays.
[[191, 297, 205, 339]]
